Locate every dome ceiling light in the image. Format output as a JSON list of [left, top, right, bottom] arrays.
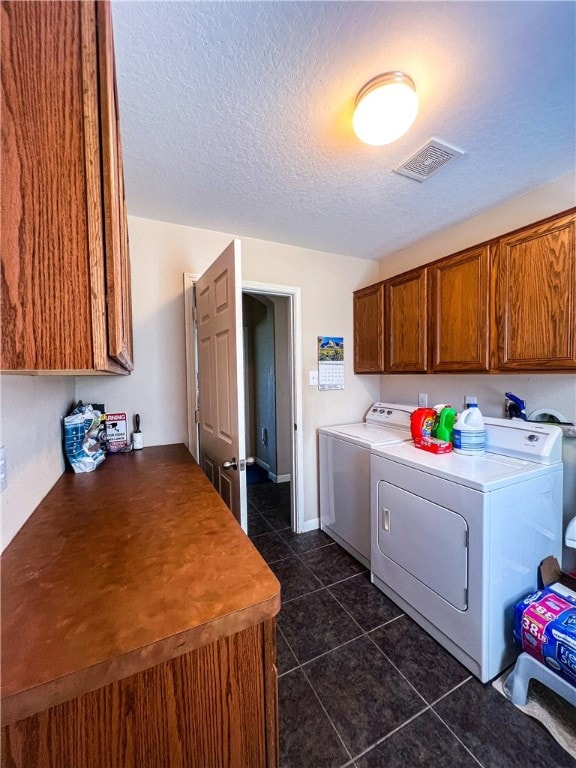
[[352, 71, 419, 146]]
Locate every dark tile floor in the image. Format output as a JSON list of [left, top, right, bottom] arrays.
[[247, 480, 576, 768]]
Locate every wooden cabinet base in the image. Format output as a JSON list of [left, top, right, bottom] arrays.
[[1, 620, 278, 768]]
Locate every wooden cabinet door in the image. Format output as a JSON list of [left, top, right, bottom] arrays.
[[1, 0, 96, 371], [0, 0, 132, 374], [385, 267, 427, 372], [353, 282, 385, 373], [430, 245, 490, 372], [2, 620, 278, 768], [494, 211, 576, 370], [97, 1, 133, 371]]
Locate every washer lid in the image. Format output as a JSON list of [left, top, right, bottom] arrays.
[[319, 422, 411, 448]]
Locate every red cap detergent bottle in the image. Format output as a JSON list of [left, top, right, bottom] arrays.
[[410, 408, 436, 442]]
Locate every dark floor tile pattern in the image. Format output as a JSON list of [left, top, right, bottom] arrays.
[[247, 479, 574, 768], [304, 635, 425, 756], [370, 614, 470, 703], [251, 531, 294, 564], [270, 555, 323, 602], [276, 626, 299, 675], [300, 542, 367, 586], [278, 527, 332, 554], [279, 668, 350, 768], [434, 677, 576, 768], [328, 571, 403, 632], [355, 710, 480, 768], [279, 588, 362, 664]]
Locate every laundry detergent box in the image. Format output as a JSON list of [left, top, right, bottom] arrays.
[[513, 571, 576, 687]]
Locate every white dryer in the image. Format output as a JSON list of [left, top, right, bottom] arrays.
[[319, 403, 415, 568], [371, 417, 564, 683]]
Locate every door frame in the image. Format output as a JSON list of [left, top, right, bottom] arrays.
[[184, 274, 304, 534]]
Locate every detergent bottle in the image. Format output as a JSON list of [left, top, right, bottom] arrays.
[[452, 404, 485, 455], [435, 406, 457, 442], [410, 408, 436, 442]]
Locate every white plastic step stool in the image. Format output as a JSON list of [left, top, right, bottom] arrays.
[[508, 652, 576, 707]]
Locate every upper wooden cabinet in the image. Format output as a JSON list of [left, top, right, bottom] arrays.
[[1, 0, 133, 374], [493, 211, 576, 371], [385, 267, 427, 372], [430, 245, 490, 372], [353, 209, 575, 374], [353, 282, 385, 373]]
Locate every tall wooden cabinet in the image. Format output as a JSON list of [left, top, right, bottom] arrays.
[[1, 0, 133, 374], [385, 267, 428, 372], [493, 211, 576, 370], [353, 283, 385, 373], [430, 245, 490, 372]]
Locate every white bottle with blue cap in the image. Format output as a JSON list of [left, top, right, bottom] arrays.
[[453, 403, 485, 455]]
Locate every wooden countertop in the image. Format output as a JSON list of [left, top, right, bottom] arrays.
[[1, 444, 280, 726]]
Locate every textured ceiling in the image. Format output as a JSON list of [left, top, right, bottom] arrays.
[[111, 1, 576, 261]]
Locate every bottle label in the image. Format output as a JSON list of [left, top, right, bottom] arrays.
[[453, 428, 485, 451]]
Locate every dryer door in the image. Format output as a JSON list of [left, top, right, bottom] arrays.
[[376, 481, 468, 610]]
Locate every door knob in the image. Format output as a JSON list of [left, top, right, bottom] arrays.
[[222, 456, 256, 471]]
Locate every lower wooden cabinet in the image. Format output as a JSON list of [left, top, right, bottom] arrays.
[[1, 620, 278, 768]]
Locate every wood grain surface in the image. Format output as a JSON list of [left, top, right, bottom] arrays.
[[1, 444, 280, 725], [431, 245, 490, 371], [353, 282, 385, 373], [385, 266, 428, 372], [494, 211, 576, 370], [1, 0, 132, 374], [2, 620, 277, 768]]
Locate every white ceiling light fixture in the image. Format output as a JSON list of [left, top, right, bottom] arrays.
[[353, 71, 419, 146]]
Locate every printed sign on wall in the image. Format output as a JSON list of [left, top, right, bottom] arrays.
[[318, 336, 344, 390]]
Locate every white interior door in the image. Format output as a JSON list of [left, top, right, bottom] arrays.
[[196, 240, 247, 531]]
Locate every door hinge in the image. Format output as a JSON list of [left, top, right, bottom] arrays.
[[192, 306, 198, 323], [195, 409, 199, 423], [294, 423, 297, 431]]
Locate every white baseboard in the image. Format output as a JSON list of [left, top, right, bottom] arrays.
[[299, 518, 320, 533], [255, 458, 270, 471], [269, 472, 291, 483]]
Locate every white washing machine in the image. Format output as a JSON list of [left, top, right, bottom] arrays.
[[371, 417, 564, 683], [319, 403, 415, 568]]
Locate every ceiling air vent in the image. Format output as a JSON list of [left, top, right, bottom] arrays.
[[394, 139, 465, 182]]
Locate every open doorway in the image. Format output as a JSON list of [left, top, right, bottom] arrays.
[[184, 274, 304, 534], [243, 291, 292, 530]]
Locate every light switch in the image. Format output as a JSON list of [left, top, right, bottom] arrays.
[[309, 370, 319, 386]]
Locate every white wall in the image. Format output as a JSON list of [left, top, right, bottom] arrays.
[[378, 172, 576, 279], [376, 173, 576, 570], [76, 216, 381, 528], [0, 376, 75, 549]]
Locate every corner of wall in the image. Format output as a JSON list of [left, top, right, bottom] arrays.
[[0, 375, 76, 551]]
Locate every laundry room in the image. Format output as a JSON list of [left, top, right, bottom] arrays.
[[1, 2, 575, 767]]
